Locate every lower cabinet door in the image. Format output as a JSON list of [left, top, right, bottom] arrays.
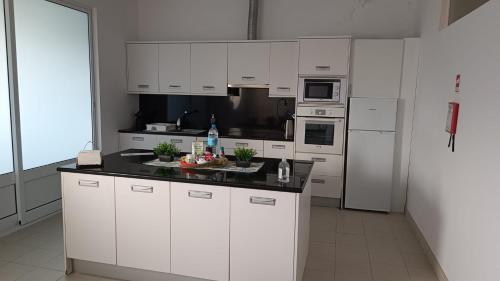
[[62, 173, 116, 265], [115, 177, 170, 273], [230, 188, 296, 281], [119, 133, 158, 150], [170, 182, 230, 281]]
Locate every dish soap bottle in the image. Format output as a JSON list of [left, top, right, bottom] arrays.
[[207, 114, 219, 155], [278, 157, 290, 182]]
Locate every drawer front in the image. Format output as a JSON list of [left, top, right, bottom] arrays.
[[62, 173, 116, 264], [157, 136, 196, 153], [224, 148, 263, 158], [230, 188, 296, 281], [171, 182, 230, 281], [310, 176, 343, 198], [263, 141, 294, 159], [119, 133, 157, 150], [220, 138, 264, 151], [115, 177, 170, 273], [295, 153, 343, 176]]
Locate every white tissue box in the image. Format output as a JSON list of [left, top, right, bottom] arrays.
[[77, 150, 102, 166]]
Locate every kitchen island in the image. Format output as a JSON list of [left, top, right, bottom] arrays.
[[58, 150, 313, 281]]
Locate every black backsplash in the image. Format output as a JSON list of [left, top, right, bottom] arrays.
[[138, 89, 295, 131]]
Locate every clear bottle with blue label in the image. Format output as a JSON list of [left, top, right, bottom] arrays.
[[207, 114, 219, 154]]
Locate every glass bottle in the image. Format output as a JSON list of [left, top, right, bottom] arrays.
[[207, 114, 219, 155], [278, 157, 290, 182]]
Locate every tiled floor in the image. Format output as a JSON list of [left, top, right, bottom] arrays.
[[305, 207, 439, 281], [0, 213, 113, 281], [0, 208, 439, 281]]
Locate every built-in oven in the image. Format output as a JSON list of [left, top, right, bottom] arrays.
[[298, 77, 347, 105], [296, 106, 345, 155]]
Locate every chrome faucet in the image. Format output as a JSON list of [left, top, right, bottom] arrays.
[[176, 109, 198, 131]]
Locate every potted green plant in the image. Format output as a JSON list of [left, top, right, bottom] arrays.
[[234, 147, 257, 168], [154, 142, 180, 162]]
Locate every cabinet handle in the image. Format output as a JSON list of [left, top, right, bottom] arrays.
[[188, 190, 213, 199], [241, 76, 256, 80], [78, 180, 99, 188], [311, 157, 326, 162], [311, 179, 326, 184], [132, 136, 144, 141], [250, 196, 276, 206], [235, 142, 249, 147], [168, 85, 181, 88], [315, 65, 331, 71], [276, 87, 291, 91], [202, 85, 215, 90], [271, 145, 286, 149], [137, 84, 150, 89], [171, 139, 183, 144], [131, 185, 154, 193]]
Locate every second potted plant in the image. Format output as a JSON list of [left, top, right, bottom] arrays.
[[154, 142, 181, 162], [234, 147, 257, 168]]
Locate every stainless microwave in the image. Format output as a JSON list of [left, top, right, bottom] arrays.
[[298, 77, 347, 104]]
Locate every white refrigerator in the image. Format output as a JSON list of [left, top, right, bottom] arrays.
[[344, 98, 398, 212]]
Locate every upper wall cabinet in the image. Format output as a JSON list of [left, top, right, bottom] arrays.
[[190, 43, 228, 96], [299, 38, 350, 76], [269, 41, 299, 98], [351, 39, 403, 98], [228, 42, 270, 86], [127, 44, 159, 93], [159, 44, 190, 94]]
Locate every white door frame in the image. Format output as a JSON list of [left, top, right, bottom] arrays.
[[2, 0, 100, 225]]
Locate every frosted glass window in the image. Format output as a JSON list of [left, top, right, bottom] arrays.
[[15, 0, 93, 170], [0, 1, 13, 175]]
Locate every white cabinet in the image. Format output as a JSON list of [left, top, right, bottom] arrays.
[[310, 175, 342, 198], [294, 153, 343, 176], [263, 141, 294, 159], [119, 133, 158, 150], [157, 135, 196, 153], [228, 42, 270, 85], [269, 41, 299, 98], [299, 38, 350, 76], [171, 182, 230, 281], [127, 44, 159, 93], [159, 43, 190, 94], [230, 188, 297, 281], [295, 153, 343, 198], [62, 173, 116, 265], [220, 138, 264, 157], [351, 39, 403, 98], [115, 177, 170, 273], [190, 43, 228, 96]]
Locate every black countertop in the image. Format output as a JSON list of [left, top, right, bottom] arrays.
[[118, 127, 294, 142], [57, 150, 313, 193]]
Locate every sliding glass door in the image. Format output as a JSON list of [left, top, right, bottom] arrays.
[[12, 0, 95, 223], [0, 0, 17, 223]]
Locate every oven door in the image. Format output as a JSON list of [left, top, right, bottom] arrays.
[[296, 117, 344, 155]]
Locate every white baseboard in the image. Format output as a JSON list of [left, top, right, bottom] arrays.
[[23, 199, 61, 224], [0, 214, 19, 237], [405, 211, 449, 281], [0, 210, 61, 238], [73, 259, 212, 281]]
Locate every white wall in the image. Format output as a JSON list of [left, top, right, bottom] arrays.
[[76, 0, 139, 154], [407, 1, 500, 281], [136, 0, 420, 40]]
